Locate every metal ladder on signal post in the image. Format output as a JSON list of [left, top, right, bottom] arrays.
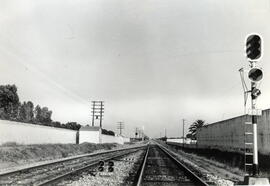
[[244, 121, 253, 175]]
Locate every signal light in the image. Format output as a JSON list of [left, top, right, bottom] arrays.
[[98, 161, 105, 172], [108, 161, 114, 172], [248, 68, 263, 82], [246, 34, 262, 61]]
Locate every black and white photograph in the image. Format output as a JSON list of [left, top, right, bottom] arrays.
[[0, 0, 270, 185]]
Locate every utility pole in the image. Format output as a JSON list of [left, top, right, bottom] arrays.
[[164, 128, 167, 138], [99, 101, 104, 128], [91, 101, 104, 128], [117, 122, 124, 135], [183, 119, 185, 147], [91, 101, 95, 126], [142, 126, 145, 141]]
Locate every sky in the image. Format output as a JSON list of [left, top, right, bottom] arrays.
[[0, 0, 270, 138]]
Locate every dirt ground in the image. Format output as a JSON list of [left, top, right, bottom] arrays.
[[0, 142, 120, 171]]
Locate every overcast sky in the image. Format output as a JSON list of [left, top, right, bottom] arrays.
[[1, 0, 270, 138]]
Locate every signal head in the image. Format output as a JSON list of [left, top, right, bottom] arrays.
[[248, 67, 263, 82], [246, 34, 262, 61]]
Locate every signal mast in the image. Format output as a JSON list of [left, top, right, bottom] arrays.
[[240, 34, 267, 184]]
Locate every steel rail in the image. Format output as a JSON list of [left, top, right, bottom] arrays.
[[134, 143, 209, 186], [0, 144, 146, 178], [135, 145, 149, 186], [158, 144, 209, 186], [37, 148, 141, 186]]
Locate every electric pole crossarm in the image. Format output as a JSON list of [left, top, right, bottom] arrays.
[[91, 101, 104, 128]]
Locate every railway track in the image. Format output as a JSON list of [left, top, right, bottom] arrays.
[[0, 144, 146, 185], [135, 143, 209, 186]]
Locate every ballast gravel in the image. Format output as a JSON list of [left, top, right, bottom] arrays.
[[162, 143, 235, 186], [62, 150, 144, 186]]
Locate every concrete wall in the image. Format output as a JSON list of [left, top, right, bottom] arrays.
[[79, 131, 128, 145], [166, 138, 194, 144], [79, 130, 101, 144], [197, 109, 270, 155], [101, 134, 124, 144], [123, 137, 131, 143], [167, 138, 184, 144], [0, 119, 129, 145], [0, 120, 76, 145]]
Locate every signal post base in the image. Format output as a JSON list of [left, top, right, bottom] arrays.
[[244, 176, 270, 185]]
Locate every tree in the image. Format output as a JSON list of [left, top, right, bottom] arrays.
[[102, 129, 115, 136], [186, 133, 193, 139], [0, 84, 20, 119], [65, 122, 81, 130], [18, 101, 34, 122], [40, 107, 52, 124], [188, 119, 205, 140], [34, 106, 52, 124], [34, 105, 42, 123], [18, 102, 26, 122], [51, 121, 61, 128]]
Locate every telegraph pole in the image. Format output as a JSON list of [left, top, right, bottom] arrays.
[[117, 122, 124, 135], [142, 126, 145, 141], [91, 101, 104, 128], [182, 119, 185, 147], [99, 101, 104, 128], [91, 101, 95, 126]]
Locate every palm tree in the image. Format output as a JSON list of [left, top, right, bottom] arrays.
[[188, 119, 205, 139]]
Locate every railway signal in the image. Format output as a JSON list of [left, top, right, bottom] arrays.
[[241, 33, 264, 181], [246, 34, 262, 61], [248, 67, 263, 82]]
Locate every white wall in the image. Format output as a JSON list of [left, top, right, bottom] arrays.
[[79, 131, 125, 145], [123, 137, 130, 143], [167, 138, 184, 143], [101, 134, 119, 144], [167, 138, 193, 144], [0, 119, 129, 145], [101, 134, 125, 145], [79, 130, 100, 144], [0, 120, 76, 145]]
